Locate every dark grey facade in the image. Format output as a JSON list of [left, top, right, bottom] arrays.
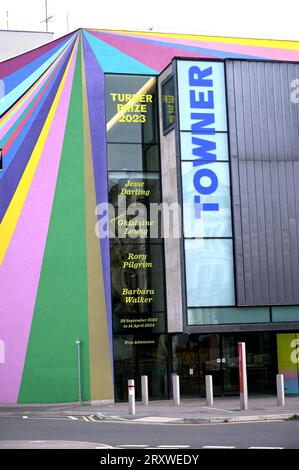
[[226, 60, 299, 306]]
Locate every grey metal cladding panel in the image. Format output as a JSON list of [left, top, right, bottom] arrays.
[[270, 161, 286, 303], [261, 161, 278, 303], [227, 60, 299, 305], [253, 160, 270, 303], [280, 65, 294, 160], [240, 62, 254, 161], [226, 62, 246, 304], [230, 161, 246, 304], [294, 162, 299, 303], [238, 161, 254, 304], [257, 63, 271, 161], [247, 62, 263, 161], [289, 64, 299, 160], [231, 61, 299, 162], [246, 160, 262, 303], [232, 62, 247, 161], [277, 162, 293, 300], [285, 162, 299, 302]]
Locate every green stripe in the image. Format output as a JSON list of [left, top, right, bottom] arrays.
[[18, 39, 91, 404]]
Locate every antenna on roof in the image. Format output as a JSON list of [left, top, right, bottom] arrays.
[[6, 11, 8, 30], [41, 0, 54, 32]]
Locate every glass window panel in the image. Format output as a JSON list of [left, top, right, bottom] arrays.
[[180, 132, 229, 161], [161, 76, 176, 132], [272, 306, 299, 322], [107, 144, 159, 171], [182, 162, 232, 237], [105, 74, 158, 144], [108, 172, 162, 244], [110, 243, 166, 329], [188, 307, 270, 325], [185, 238, 235, 307], [108, 171, 161, 205]]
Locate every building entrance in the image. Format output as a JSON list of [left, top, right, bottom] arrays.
[[172, 332, 276, 397]]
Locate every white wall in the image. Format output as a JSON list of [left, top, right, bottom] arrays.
[[0, 30, 53, 61]]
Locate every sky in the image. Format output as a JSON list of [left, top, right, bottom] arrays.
[[0, 0, 298, 41]]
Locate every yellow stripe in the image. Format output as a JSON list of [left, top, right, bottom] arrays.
[[0, 40, 74, 128], [0, 64, 54, 128], [94, 29, 299, 51], [0, 38, 78, 267]]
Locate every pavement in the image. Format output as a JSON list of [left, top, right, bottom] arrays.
[[1, 395, 299, 425]]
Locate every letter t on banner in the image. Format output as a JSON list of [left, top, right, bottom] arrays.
[[238, 342, 248, 410]]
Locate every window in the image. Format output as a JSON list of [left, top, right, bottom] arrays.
[[161, 76, 176, 133], [105, 75, 158, 144], [107, 143, 159, 172], [185, 238, 235, 306]]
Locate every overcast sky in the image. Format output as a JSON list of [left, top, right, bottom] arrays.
[[0, 0, 298, 41]]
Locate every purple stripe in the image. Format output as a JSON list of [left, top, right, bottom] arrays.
[[0, 40, 78, 404], [0, 65, 52, 140], [0, 42, 74, 222], [82, 34, 113, 364], [0, 31, 78, 79]]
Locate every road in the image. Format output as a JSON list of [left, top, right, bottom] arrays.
[[0, 417, 299, 449]]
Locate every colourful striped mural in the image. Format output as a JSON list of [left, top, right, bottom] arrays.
[[0, 29, 299, 404]]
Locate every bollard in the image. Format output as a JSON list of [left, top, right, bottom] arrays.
[[141, 375, 149, 406], [128, 379, 136, 415], [172, 373, 180, 406], [238, 342, 248, 410], [276, 374, 285, 407], [205, 375, 214, 407], [76, 339, 82, 405]]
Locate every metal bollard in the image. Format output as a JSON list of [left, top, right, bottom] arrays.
[[205, 375, 214, 407], [172, 373, 180, 406], [238, 342, 248, 410], [276, 374, 285, 407], [128, 379, 136, 415], [141, 375, 149, 406], [76, 339, 82, 405]]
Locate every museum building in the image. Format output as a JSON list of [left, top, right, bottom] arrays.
[[0, 29, 298, 404]]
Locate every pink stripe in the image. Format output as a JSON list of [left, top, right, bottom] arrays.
[[0, 31, 76, 79], [0, 40, 78, 404], [0, 50, 67, 140], [97, 30, 299, 62], [89, 31, 213, 71]]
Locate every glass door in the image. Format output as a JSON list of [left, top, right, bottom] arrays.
[[172, 334, 222, 397], [221, 332, 275, 395]]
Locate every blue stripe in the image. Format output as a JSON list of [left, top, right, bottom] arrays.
[[83, 31, 157, 74], [0, 36, 75, 115]]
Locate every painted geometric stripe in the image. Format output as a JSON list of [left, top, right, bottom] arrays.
[[100, 29, 299, 52], [0, 37, 79, 404], [81, 33, 113, 365], [0, 36, 75, 115], [18, 36, 91, 404], [83, 30, 157, 74], [0, 30, 78, 79], [0, 38, 78, 267], [0, 43, 74, 223]]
